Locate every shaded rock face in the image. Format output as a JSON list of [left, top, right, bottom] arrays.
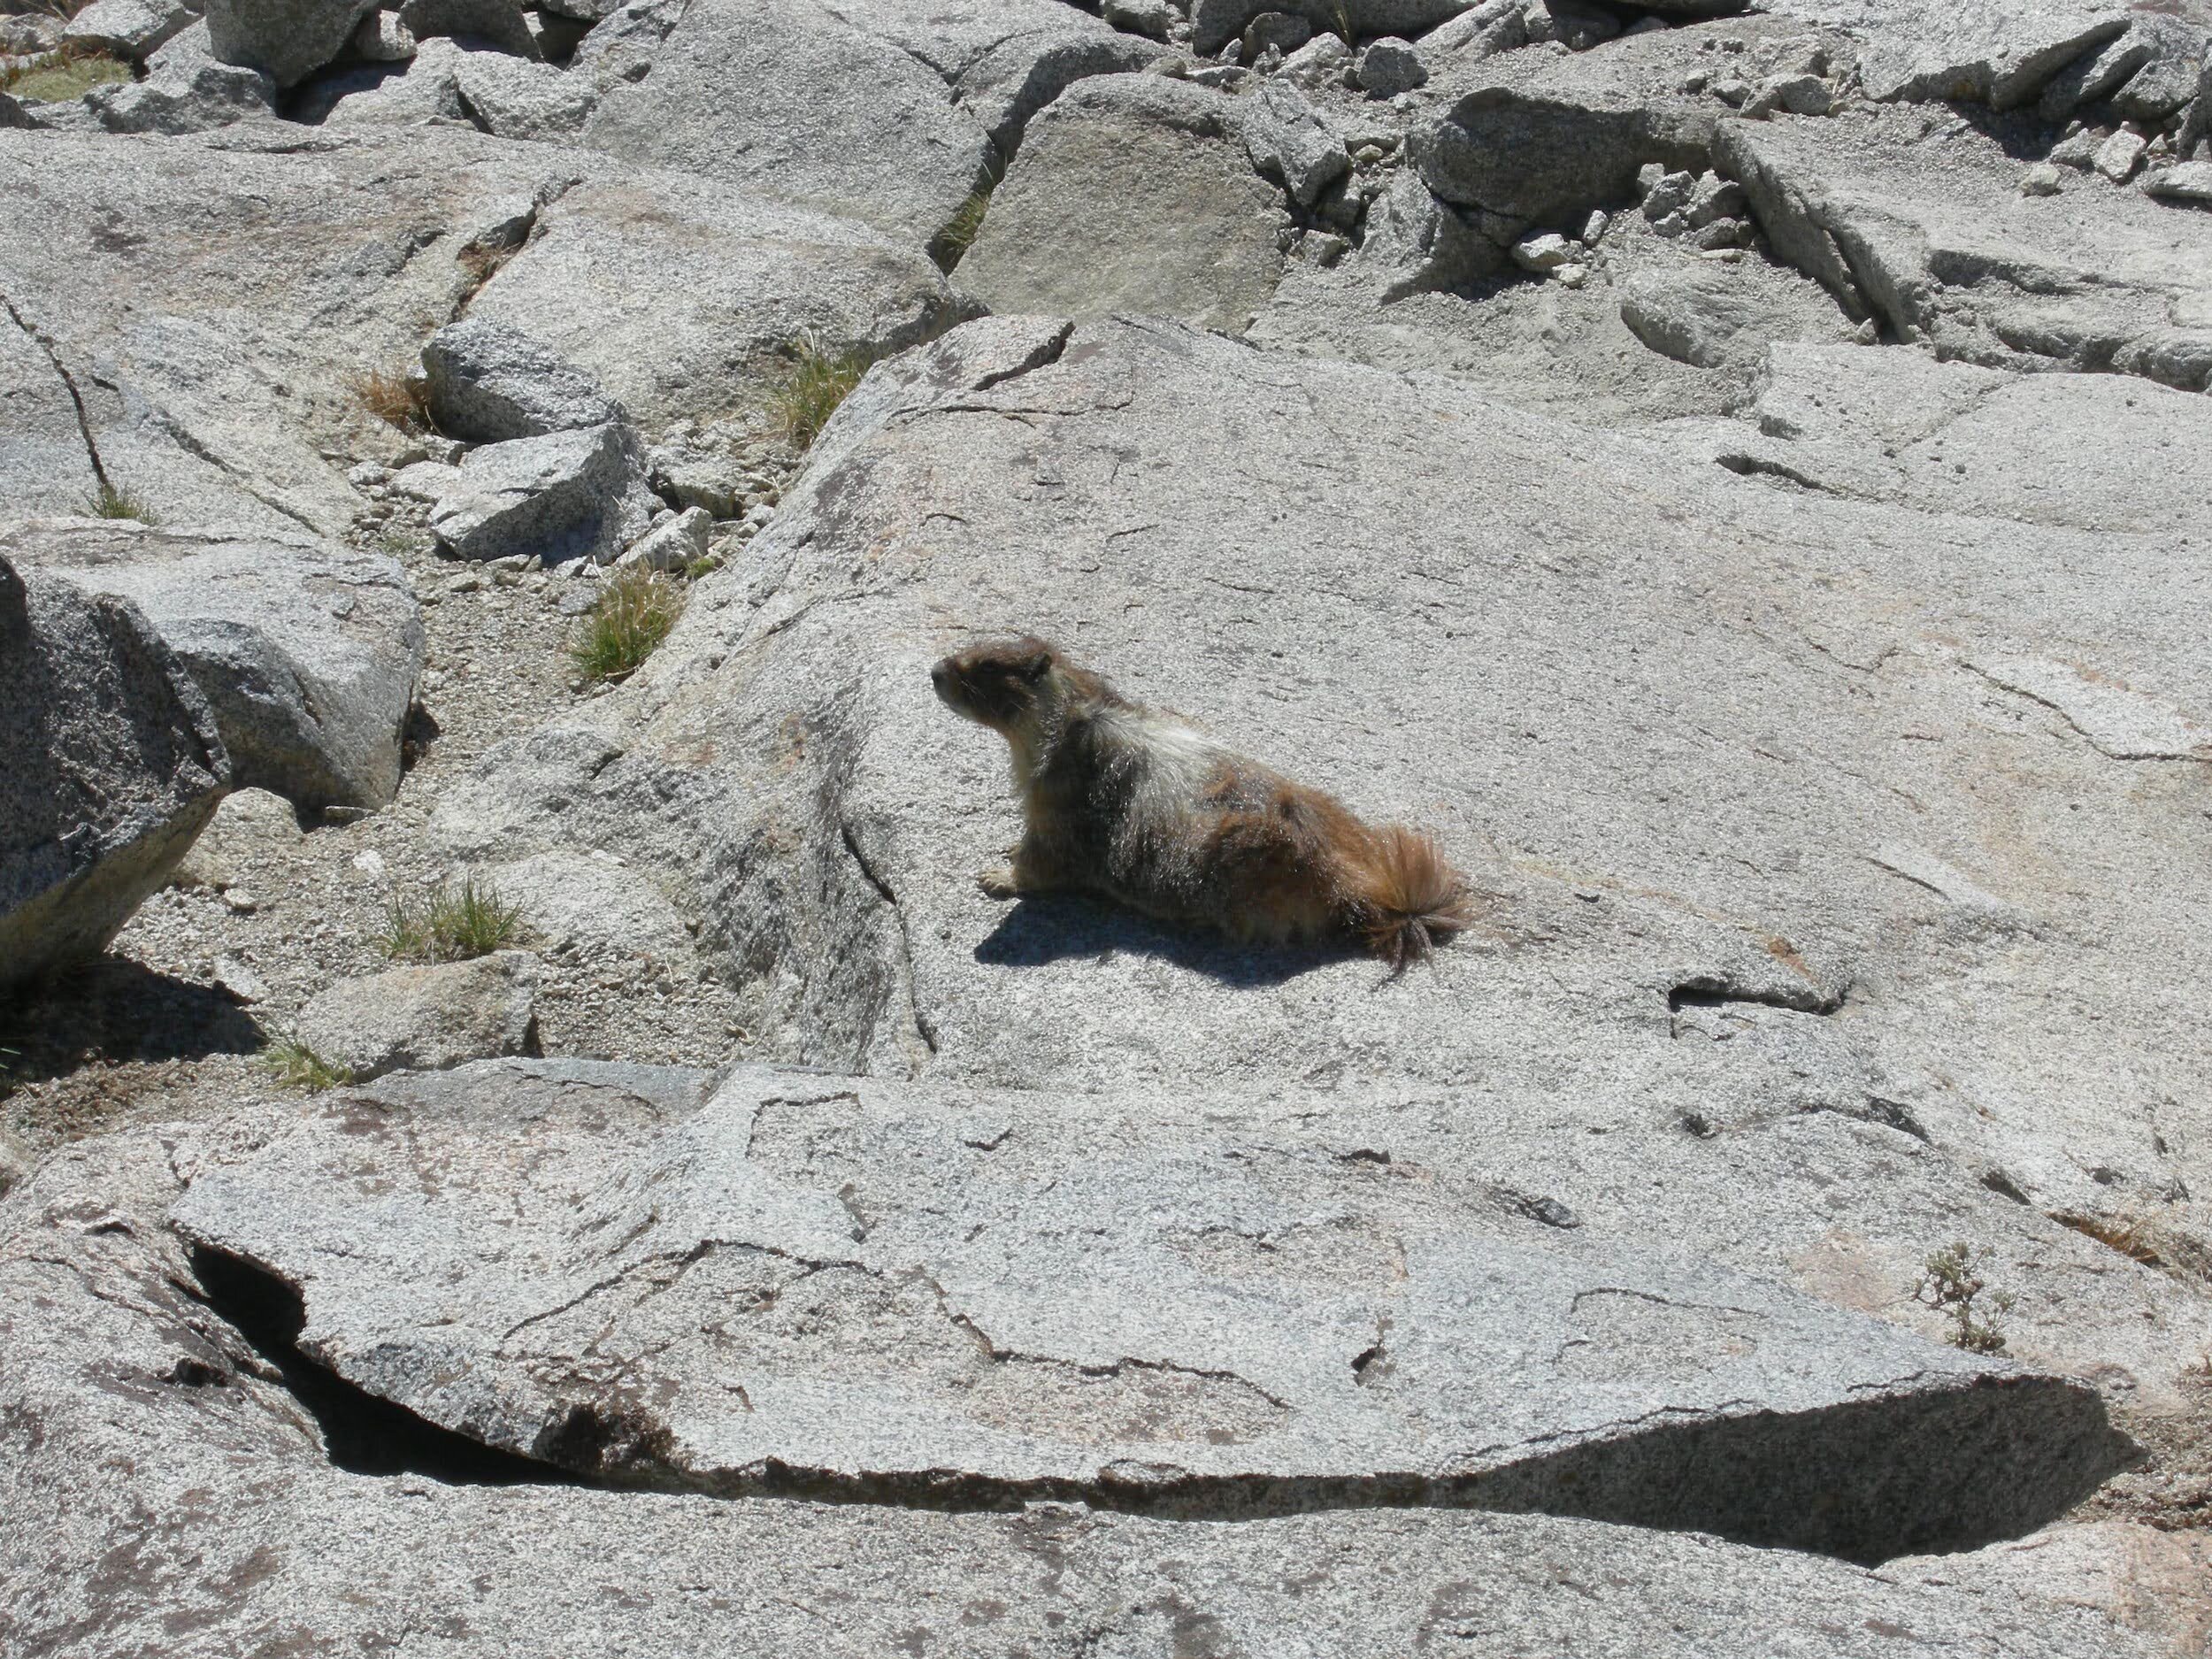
[[204, 0, 381, 85], [2, 1080, 2168, 1656], [0, 519, 424, 810], [0, 555, 228, 995], [173, 1064, 2135, 1562]]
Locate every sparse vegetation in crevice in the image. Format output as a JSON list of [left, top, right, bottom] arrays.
[[1911, 1241, 2016, 1355], [571, 565, 684, 684], [767, 333, 872, 450], [379, 875, 526, 963], [927, 146, 1006, 273], [260, 1038, 354, 1094], [0, 42, 128, 103], [349, 365, 434, 434], [84, 480, 155, 523]]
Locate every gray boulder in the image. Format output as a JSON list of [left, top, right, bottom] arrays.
[[291, 950, 541, 1079], [0, 519, 424, 812], [396, 0, 539, 57], [0, 1092, 2177, 1657], [204, 0, 381, 85], [448, 45, 595, 137], [1356, 35, 1427, 96], [1242, 76, 1353, 208], [956, 75, 1290, 334], [173, 1061, 2133, 1561], [308, 34, 471, 124], [61, 0, 196, 58], [0, 555, 228, 995], [2144, 160, 2212, 207], [578, 0, 994, 245], [421, 318, 626, 444], [351, 6, 416, 58], [427, 422, 659, 565], [462, 175, 968, 433], [85, 23, 280, 134], [1619, 265, 1801, 367], [1411, 16, 1750, 227]]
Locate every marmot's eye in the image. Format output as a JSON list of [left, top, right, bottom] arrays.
[[1015, 652, 1051, 680]]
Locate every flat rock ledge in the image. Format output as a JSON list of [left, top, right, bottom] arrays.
[[171, 1062, 2137, 1565]]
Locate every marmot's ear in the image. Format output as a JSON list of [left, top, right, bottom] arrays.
[[1015, 647, 1054, 680]]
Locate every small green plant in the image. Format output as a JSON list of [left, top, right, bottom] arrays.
[[570, 565, 684, 684], [1912, 1241, 2017, 1354], [1, 43, 129, 102], [380, 875, 526, 963], [84, 480, 155, 523], [767, 334, 870, 449], [262, 1039, 354, 1094], [349, 365, 434, 434], [684, 554, 722, 580], [1328, 1, 1356, 48]]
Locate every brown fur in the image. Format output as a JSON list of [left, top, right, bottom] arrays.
[[931, 637, 1475, 968]]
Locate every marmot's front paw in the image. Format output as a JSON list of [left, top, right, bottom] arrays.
[[977, 863, 1020, 900]]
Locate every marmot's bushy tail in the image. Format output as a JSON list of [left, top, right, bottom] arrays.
[[1352, 825, 1476, 972]]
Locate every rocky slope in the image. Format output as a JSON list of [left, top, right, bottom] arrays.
[[3, 0, 2209, 1653]]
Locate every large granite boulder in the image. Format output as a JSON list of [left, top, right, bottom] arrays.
[[429, 315, 2212, 1325], [1, 1076, 2177, 1656], [581, 0, 1157, 247], [956, 75, 1294, 334], [173, 1063, 2134, 1562], [0, 555, 228, 995], [0, 519, 424, 811]]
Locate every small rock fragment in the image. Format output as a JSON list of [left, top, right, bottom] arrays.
[[1511, 231, 1575, 272], [1355, 37, 1425, 97], [2020, 162, 2062, 196], [2094, 128, 2147, 183]]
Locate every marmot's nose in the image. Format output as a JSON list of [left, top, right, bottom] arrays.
[[929, 662, 948, 687]]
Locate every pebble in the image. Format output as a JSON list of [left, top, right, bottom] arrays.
[[1510, 231, 1576, 272], [2021, 162, 2063, 196], [2094, 129, 2147, 183]]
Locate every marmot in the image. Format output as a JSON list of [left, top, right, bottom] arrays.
[[931, 636, 1474, 967]]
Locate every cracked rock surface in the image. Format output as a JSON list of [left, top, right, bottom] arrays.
[[172, 1062, 2133, 1560]]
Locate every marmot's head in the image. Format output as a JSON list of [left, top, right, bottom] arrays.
[[931, 637, 1061, 736]]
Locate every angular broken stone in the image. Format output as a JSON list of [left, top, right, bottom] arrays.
[[0, 519, 424, 811], [422, 318, 627, 445], [171, 1064, 2137, 1561], [62, 0, 196, 58], [291, 950, 542, 1079], [86, 21, 279, 133], [427, 422, 659, 565]]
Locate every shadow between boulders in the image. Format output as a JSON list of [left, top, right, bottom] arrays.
[[0, 957, 265, 1095], [973, 895, 1363, 987]]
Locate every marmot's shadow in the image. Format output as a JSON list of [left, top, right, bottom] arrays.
[[972, 895, 1360, 987]]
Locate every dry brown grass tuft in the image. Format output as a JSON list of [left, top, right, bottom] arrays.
[[349, 365, 434, 433]]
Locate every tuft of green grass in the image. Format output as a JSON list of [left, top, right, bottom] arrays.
[[349, 365, 434, 434], [927, 147, 1006, 273], [1911, 1241, 2016, 1354], [2, 43, 129, 102], [262, 1038, 355, 1093], [767, 334, 871, 449], [85, 480, 155, 523], [571, 565, 684, 684], [684, 554, 722, 580], [380, 875, 526, 964]]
